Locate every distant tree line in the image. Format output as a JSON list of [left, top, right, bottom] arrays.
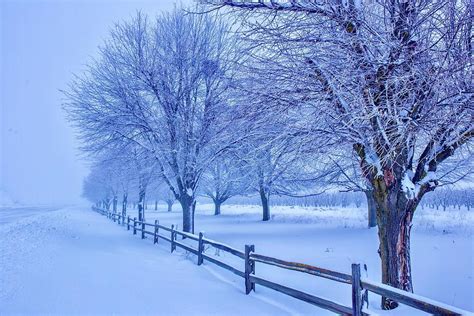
[[228, 188, 474, 212]]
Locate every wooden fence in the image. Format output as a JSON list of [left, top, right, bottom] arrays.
[[93, 207, 470, 316]]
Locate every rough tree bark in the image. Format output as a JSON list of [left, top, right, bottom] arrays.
[[365, 190, 377, 228], [369, 169, 425, 309], [192, 201, 196, 234], [178, 193, 194, 233]]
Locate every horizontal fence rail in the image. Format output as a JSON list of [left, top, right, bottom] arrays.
[[250, 275, 354, 315], [92, 207, 470, 316], [250, 253, 352, 284], [360, 279, 468, 316]]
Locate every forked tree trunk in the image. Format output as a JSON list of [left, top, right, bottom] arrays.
[[259, 186, 271, 221], [214, 199, 222, 215], [167, 200, 173, 212], [371, 180, 419, 310], [365, 190, 377, 228], [104, 199, 111, 210]]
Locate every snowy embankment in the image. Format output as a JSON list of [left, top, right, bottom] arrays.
[[0, 207, 287, 315]]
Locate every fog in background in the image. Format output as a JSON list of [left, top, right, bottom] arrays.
[[1, 0, 189, 205]]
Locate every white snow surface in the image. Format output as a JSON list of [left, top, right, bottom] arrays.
[[0, 189, 19, 207], [0, 207, 286, 315], [1, 204, 473, 315], [146, 204, 474, 314]]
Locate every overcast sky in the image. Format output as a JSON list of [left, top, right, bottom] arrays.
[[1, 0, 190, 205]]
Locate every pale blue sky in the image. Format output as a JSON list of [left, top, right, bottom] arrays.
[[1, 0, 190, 205]]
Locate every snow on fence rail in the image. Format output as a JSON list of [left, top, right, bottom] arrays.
[[93, 207, 469, 316]]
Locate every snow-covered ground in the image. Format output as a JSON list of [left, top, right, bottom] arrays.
[[0, 206, 65, 225], [1, 204, 472, 315], [0, 189, 20, 208], [142, 204, 474, 314], [0, 206, 289, 315]]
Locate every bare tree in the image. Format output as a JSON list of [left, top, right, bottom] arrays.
[[65, 8, 246, 233], [200, 153, 252, 215]]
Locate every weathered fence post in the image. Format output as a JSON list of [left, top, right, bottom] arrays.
[[198, 232, 204, 265], [362, 264, 369, 308], [154, 220, 159, 244], [244, 244, 255, 294], [141, 221, 145, 239], [170, 224, 176, 253], [351, 263, 362, 316], [127, 216, 130, 231], [133, 217, 137, 235]]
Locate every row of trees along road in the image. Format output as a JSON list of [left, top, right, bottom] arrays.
[[65, 1, 473, 310]]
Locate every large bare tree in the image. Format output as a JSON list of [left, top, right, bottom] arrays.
[[65, 8, 245, 233], [201, 0, 473, 309]]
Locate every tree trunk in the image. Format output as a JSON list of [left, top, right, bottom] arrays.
[[155, 200, 158, 211], [192, 200, 196, 234], [122, 193, 128, 218], [371, 183, 418, 310], [259, 187, 270, 221], [104, 199, 111, 210], [365, 190, 377, 228], [214, 199, 222, 215], [113, 195, 118, 214], [179, 195, 194, 233], [138, 187, 146, 222], [167, 200, 173, 212]]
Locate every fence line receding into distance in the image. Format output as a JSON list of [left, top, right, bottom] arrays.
[[93, 207, 469, 316]]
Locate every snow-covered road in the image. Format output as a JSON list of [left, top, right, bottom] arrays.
[[0, 207, 287, 315]]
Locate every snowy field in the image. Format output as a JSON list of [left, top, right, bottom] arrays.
[[144, 204, 474, 315], [1, 204, 473, 315], [0, 206, 285, 315]]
